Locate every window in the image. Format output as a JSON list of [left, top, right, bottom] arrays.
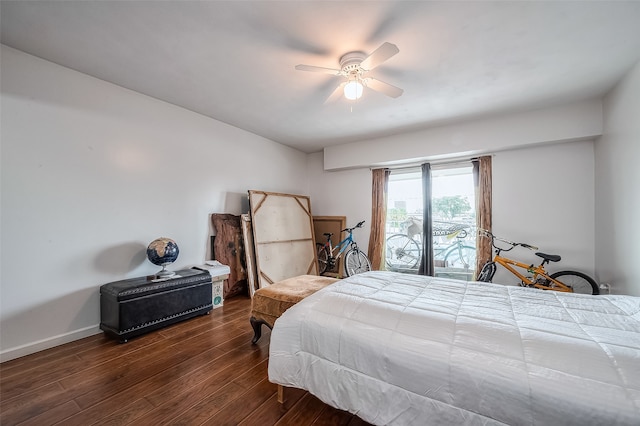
[[385, 165, 476, 280]]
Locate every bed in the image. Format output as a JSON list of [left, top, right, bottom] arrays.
[[268, 271, 640, 425]]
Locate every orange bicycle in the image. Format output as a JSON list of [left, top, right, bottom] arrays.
[[477, 230, 599, 295]]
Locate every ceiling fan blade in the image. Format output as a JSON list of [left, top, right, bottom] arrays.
[[295, 64, 342, 75], [324, 82, 346, 104], [365, 78, 404, 98], [360, 42, 399, 71]]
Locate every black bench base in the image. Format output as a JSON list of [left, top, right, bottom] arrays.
[[100, 269, 213, 342]]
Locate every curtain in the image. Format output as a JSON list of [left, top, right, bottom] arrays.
[[368, 168, 390, 270], [418, 163, 435, 276], [472, 156, 493, 278]]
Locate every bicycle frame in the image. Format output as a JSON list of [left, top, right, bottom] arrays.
[[323, 232, 355, 261], [434, 239, 463, 257], [492, 252, 573, 292]]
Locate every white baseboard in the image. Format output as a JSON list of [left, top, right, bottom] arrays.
[[0, 325, 102, 363]]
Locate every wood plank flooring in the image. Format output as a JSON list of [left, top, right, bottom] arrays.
[[0, 296, 372, 426]]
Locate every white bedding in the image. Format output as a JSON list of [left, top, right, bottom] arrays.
[[268, 271, 640, 425]]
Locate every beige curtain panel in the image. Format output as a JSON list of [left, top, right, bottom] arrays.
[[473, 156, 493, 278], [368, 168, 390, 270]]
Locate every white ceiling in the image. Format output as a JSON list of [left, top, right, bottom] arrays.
[[2, 1, 640, 153]]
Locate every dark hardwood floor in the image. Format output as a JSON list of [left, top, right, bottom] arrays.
[[0, 296, 371, 426]]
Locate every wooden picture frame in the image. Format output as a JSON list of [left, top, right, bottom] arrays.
[[240, 214, 258, 298], [313, 216, 347, 277]]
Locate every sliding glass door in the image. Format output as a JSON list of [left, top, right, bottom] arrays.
[[385, 164, 477, 280]]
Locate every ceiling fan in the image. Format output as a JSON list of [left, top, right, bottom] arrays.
[[295, 42, 403, 103]]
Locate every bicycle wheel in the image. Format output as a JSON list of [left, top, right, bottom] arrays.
[[477, 262, 496, 282], [386, 234, 421, 270], [549, 271, 599, 295], [316, 243, 329, 275], [443, 245, 476, 270], [344, 248, 372, 277]]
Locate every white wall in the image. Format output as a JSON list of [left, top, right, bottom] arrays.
[[309, 141, 596, 287], [491, 141, 595, 285], [595, 60, 640, 296], [0, 46, 308, 361], [307, 152, 372, 251], [324, 100, 602, 171]]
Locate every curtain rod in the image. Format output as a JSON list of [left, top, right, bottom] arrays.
[[370, 155, 489, 172]]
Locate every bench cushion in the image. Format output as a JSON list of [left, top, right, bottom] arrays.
[[251, 275, 338, 329]]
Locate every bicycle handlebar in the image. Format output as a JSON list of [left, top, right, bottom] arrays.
[[479, 229, 539, 251], [519, 243, 538, 250], [455, 229, 468, 239], [342, 220, 366, 233]]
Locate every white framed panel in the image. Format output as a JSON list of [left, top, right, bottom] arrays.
[[248, 190, 318, 288]]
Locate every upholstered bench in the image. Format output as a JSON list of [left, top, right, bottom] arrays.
[[250, 275, 339, 343], [100, 269, 213, 342]]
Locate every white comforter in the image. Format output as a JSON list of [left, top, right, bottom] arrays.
[[268, 271, 640, 425]]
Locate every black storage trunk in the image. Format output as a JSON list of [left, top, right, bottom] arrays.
[[100, 268, 213, 342]]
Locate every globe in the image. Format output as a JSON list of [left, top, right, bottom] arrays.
[[147, 237, 179, 277]]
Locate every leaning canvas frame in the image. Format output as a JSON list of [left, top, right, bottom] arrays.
[[248, 190, 318, 289], [313, 216, 347, 277]]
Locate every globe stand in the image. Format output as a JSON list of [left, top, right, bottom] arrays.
[[155, 264, 176, 278]]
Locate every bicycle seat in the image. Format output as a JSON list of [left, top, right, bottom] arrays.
[[535, 252, 561, 262], [323, 232, 333, 238]]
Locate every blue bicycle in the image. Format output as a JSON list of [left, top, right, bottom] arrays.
[[316, 220, 372, 276]]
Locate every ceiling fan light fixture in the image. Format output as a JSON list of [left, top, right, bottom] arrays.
[[295, 42, 402, 103], [344, 80, 363, 100]]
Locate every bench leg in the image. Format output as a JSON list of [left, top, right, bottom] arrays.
[[250, 317, 262, 344], [250, 316, 272, 344]]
